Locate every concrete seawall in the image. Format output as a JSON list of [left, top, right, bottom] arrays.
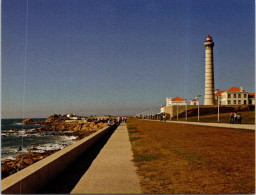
[[1, 125, 116, 194]]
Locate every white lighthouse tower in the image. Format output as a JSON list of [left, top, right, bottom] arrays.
[[204, 34, 215, 105]]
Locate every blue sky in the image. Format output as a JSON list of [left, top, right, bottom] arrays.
[[2, 0, 255, 118]]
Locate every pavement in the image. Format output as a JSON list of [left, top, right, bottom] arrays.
[[148, 120, 255, 130], [71, 122, 141, 194]]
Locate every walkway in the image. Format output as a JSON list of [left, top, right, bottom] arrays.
[[151, 120, 255, 130], [71, 123, 141, 194]]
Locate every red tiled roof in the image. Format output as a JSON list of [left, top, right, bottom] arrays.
[[249, 93, 255, 97], [226, 87, 241, 92], [191, 99, 197, 101], [172, 97, 185, 102], [215, 90, 225, 95]]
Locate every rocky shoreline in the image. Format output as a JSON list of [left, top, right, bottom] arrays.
[[1, 114, 108, 179]]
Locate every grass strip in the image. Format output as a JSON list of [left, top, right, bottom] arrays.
[[127, 119, 255, 194]]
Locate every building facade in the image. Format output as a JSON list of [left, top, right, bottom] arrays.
[[167, 97, 187, 106], [214, 86, 255, 105], [189, 99, 199, 105]]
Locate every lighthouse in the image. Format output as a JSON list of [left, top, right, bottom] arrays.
[[204, 34, 215, 105]]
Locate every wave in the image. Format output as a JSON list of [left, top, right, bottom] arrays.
[[14, 123, 25, 125]]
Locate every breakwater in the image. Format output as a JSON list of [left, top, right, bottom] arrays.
[[1, 125, 116, 194]]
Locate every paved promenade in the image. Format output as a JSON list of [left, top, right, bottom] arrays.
[[149, 120, 255, 130], [71, 123, 141, 194]]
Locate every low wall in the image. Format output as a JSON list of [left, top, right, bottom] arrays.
[[1, 125, 115, 194], [169, 105, 254, 118]]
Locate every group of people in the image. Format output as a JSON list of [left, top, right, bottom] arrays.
[[160, 115, 166, 122], [108, 116, 127, 126], [229, 112, 242, 124]]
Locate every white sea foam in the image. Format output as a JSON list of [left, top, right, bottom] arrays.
[[30, 143, 65, 152], [62, 135, 77, 140], [15, 123, 25, 125], [2, 156, 16, 160], [27, 129, 35, 133]]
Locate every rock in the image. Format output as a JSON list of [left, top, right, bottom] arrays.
[[21, 118, 34, 124], [45, 114, 68, 123], [1, 151, 57, 179]]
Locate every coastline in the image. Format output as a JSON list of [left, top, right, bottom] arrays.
[[1, 114, 108, 179]]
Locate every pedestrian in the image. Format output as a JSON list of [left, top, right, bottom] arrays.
[[160, 115, 162, 122], [233, 112, 237, 124], [229, 112, 233, 124], [237, 113, 242, 124], [163, 115, 166, 122], [124, 116, 127, 123]]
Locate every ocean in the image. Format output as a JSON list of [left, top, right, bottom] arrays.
[[1, 118, 76, 160]]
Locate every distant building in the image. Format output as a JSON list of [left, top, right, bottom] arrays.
[[189, 99, 199, 105], [214, 90, 225, 105], [249, 93, 255, 105], [214, 86, 254, 105], [66, 113, 78, 120], [167, 97, 187, 106], [166, 97, 172, 106]]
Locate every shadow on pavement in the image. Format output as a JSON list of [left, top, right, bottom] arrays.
[[37, 125, 117, 194]]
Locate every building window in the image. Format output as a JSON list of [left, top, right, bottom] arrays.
[[228, 94, 231, 98], [234, 100, 236, 104], [244, 100, 247, 104], [238, 94, 241, 98], [238, 100, 241, 104], [244, 94, 247, 98], [228, 100, 231, 104], [234, 94, 236, 98]]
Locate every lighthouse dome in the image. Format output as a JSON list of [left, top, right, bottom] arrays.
[[206, 34, 213, 42]]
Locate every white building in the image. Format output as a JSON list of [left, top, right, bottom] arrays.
[[214, 86, 254, 105], [167, 97, 187, 106], [249, 93, 255, 105], [66, 113, 78, 120], [189, 99, 199, 105]]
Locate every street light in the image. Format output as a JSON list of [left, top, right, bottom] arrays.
[[196, 95, 201, 122], [177, 104, 179, 120], [215, 89, 220, 123], [185, 99, 187, 121]]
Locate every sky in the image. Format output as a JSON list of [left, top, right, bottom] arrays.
[[2, 0, 255, 118]]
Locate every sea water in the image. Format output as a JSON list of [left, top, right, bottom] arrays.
[[1, 119, 76, 160]]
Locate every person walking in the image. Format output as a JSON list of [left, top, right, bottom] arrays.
[[237, 113, 242, 124], [229, 112, 234, 124], [233, 112, 237, 124], [163, 115, 166, 122]]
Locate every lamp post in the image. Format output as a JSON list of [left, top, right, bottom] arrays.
[[215, 89, 220, 123], [177, 104, 179, 120], [185, 99, 187, 121], [196, 95, 201, 122]]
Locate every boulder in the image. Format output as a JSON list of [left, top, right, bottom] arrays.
[[21, 118, 34, 124]]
